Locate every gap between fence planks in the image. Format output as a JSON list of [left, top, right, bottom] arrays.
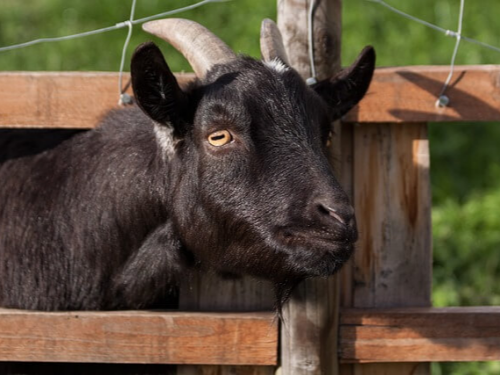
[[2, 65, 500, 129], [0, 309, 278, 366], [340, 307, 500, 363]]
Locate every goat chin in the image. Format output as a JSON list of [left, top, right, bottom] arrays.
[[270, 225, 357, 274], [275, 239, 354, 277]]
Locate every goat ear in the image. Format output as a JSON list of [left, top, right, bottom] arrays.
[[313, 46, 375, 120], [131, 42, 188, 129]]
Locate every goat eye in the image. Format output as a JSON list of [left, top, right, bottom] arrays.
[[208, 130, 233, 147]]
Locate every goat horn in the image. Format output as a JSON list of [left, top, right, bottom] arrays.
[[260, 19, 290, 65], [142, 18, 236, 78]]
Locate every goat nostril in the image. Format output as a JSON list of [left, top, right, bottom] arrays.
[[317, 204, 346, 225]]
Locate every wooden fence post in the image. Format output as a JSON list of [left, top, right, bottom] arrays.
[[339, 122, 432, 375], [277, 1, 343, 374]]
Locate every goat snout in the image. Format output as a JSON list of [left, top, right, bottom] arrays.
[[314, 199, 356, 231]]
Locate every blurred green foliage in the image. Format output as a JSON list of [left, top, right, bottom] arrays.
[[1, 0, 500, 373], [0, 0, 275, 72], [433, 188, 500, 307]]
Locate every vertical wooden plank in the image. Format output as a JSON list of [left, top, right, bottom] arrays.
[[353, 123, 432, 308], [338, 123, 355, 375], [341, 123, 432, 375], [278, 0, 343, 374], [180, 273, 275, 312], [338, 123, 355, 309], [278, 0, 342, 79], [178, 274, 275, 375]]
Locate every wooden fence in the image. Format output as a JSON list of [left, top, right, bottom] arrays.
[[2, 0, 500, 373], [1, 63, 500, 374]]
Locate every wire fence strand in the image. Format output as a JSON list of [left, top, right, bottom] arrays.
[[0, 0, 229, 103], [368, 0, 500, 54], [436, 0, 465, 107], [2, 0, 499, 107], [0, 0, 228, 54], [369, 0, 500, 107], [118, 0, 137, 105]]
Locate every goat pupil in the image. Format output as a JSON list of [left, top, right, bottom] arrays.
[[211, 134, 225, 141]]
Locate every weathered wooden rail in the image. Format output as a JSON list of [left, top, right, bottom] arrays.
[[0, 305, 498, 367], [340, 307, 500, 363], [0, 310, 277, 365], [2, 65, 499, 129]]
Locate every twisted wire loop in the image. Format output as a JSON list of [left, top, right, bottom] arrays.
[[118, 0, 137, 106], [306, 0, 318, 86], [436, 0, 465, 108]]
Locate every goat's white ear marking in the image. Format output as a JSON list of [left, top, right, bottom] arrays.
[[264, 58, 289, 74], [154, 122, 176, 159]]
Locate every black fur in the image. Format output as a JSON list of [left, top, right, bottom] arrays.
[[0, 41, 375, 311]]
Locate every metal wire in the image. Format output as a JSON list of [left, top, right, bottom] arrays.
[[368, 0, 500, 108], [0, 0, 228, 53], [118, 0, 137, 105], [0, 0, 229, 103], [436, 0, 465, 107], [306, 0, 318, 85], [368, 0, 500, 54]]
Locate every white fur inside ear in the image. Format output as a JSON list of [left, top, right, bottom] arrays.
[[154, 122, 177, 159], [265, 58, 289, 74]]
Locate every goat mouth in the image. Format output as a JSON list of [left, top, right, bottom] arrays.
[[276, 226, 357, 247], [272, 227, 356, 276]]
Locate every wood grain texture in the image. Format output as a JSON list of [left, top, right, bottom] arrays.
[[179, 274, 275, 313], [0, 309, 277, 366], [338, 123, 355, 309], [2, 66, 500, 129], [278, 0, 343, 374], [0, 72, 194, 129], [345, 65, 500, 123], [340, 123, 432, 375], [352, 123, 432, 308], [340, 307, 500, 363], [280, 277, 339, 374], [277, 0, 341, 80], [178, 273, 275, 375]]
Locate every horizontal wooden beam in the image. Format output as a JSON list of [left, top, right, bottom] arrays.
[[0, 306, 499, 365], [1, 65, 500, 129], [0, 309, 277, 366], [345, 65, 500, 123], [340, 307, 500, 363], [0, 72, 194, 129]]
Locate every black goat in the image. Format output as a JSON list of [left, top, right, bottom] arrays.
[[0, 19, 375, 311]]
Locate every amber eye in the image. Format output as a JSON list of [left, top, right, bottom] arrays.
[[208, 130, 233, 147]]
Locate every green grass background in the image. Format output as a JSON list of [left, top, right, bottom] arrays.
[[1, 0, 500, 373]]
